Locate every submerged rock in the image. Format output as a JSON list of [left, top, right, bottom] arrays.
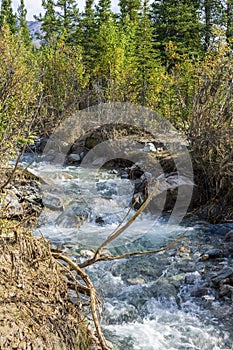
[[56, 201, 90, 228], [148, 280, 178, 300], [96, 181, 118, 199]]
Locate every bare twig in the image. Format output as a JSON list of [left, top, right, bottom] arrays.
[[0, 143, 27, 191]]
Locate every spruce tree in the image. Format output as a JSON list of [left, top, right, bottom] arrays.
[[56, 0, 80, 43], [225, 0, 233, 47], [200, 0, 224, 50], [17, 0, 31, 45], [95, 0, 112, 25], [118, 0, 141, 22], [92, 0, 114, 96], [80, 0, 97, 73], [151, 0, 203, 59], [35, 0, 58, 44], [0, 0, 16, 33], [136, 0, 159, 105]]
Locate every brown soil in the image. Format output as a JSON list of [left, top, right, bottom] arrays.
[[0, 230, 93, 349]]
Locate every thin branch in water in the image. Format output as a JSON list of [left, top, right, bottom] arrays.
[[93, 229, 189, 262], [79, 181, 159, 268]]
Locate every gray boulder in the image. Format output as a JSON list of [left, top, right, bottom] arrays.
[[43, 194, 63, 211], [0, 191, 23, 218]]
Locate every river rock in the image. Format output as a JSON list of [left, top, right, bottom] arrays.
[[43, 194, 63, 211], [211, 267, 233, 285], [42, 149, 56, 162], [199, 249, 223, 261], [223, 229, 233, 256], [143, 143, 156, 152], [79, 249, 94, 258], [53, 152, 66, 164], [65, 139, 89, 164], [127, 278, 145, 285], [67, 153, 82, 163], [148, 280, 177, 299], [224, 229, 233, 242], [211, 304, 233, 323], [219, 284, 233, 297], [55, 201, 90, 228], [179, 261, 197, 273], [184, 271, 202, 285], [190, 287, 214, 298], [104, 302, 138, 324], [63, 182, 81, 197], [0, 192, 23, 218]]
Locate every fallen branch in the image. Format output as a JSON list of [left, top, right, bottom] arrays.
[[79, 181, 159, 268], [88, 229, 188, 262], [51, 180, 190, 349]]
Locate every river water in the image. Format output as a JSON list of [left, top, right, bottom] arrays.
[[26, 159, 232, 350]]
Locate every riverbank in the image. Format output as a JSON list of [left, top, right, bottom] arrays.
[[0, 169, 97, 349]]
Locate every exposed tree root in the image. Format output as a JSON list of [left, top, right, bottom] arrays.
[[52, 253, 111, 350], [0, 230, 94, 349]]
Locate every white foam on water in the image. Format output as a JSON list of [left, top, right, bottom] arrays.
[[105, 303, 231, 350]]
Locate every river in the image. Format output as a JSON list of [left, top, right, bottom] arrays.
[[25, 157, 232, 350]]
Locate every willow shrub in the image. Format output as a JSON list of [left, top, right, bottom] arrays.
[[144, 41, 232, 209], [36, 37, 88, 135], [189, 44, 233, 205], [0, 24, 41, 167]]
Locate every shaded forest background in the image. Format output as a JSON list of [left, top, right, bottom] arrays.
[[0, 0, 233, 217]]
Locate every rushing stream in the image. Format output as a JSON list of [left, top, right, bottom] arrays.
[[24, 157, 233, 350]]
